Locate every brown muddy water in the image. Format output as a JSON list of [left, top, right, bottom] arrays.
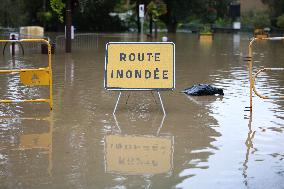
[[0, 33, 284, 189]]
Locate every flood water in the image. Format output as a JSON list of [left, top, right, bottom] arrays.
[[0, 33, 284, 189]]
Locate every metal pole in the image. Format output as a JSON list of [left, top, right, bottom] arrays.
[[11, 34, 15, 56], [125, 93, 130, 104], [157, 92, 166, 115], [151, 91, 158, 104], [156, 114, 166, 135], [65, 0, 72, 53], [140, 18, 144, 42], [248, 39, 254, 112], [48, 42, 53, 110], [113, 114, 122, 133], [113, 92, 122, 115]]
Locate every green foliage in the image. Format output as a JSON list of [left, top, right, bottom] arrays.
[[277, 14, 284, 28], [146, 0, 167, 22], [262, 0, 284, 17], [50, 0, 65, 23], [73, 0, 127, 32], [0, 0, 28, 27], [187, 18, 203, 29], [160, 0, 233, 32], [252, 12, 270, 28], [114, 0, 135, 12], [37, 11, 53, 23], [199, 24, 212, 34], [214, 17, 231, 27], [0, 0, 236, 32], [206, 7, 217, 23], [241, 11, 270, 29]]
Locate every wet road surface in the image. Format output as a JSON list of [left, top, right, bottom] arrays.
[[0, 33, 284, 189]]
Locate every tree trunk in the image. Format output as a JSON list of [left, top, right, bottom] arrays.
[[136, 3, 141, 33], [154, 21, 158, 38], [166, 20, 177, 33], [149, 14, 153, 35], [160, 6, 177, 33]]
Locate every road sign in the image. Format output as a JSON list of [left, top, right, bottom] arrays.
[[139, 4, 145, 18], [105, 42, 175, 90]]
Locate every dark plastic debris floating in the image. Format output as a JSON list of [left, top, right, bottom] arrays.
[[182, 84, 224, 96]]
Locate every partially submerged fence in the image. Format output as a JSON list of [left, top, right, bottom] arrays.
[[246, 37, 284, 112], [55, 33, 139, 51], [0, 39, 53, 109], [0, 33, 48, 53]]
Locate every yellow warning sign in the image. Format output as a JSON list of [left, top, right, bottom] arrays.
[[105, 135, 173, 175], [105, 42, 175, 90], [20, 70, 50, 86]]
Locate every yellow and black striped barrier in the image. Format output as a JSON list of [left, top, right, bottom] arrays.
[[0, 39, 53, 110]]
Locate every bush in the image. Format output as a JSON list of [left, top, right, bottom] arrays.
[[252, 12, 270, 28], [199, 24, 212, 34], [241, 11, 271, 29], [214, 17, 232, 27], [177, 18, 203, 32], [277, 15, 284, 28], [188, 19, 203, 30]]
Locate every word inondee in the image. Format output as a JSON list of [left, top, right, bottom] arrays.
[[110, 68, 169, 79]]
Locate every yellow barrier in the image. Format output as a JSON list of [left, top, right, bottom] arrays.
[[0, 39, 53, 110], [247, 37, 284, 112]]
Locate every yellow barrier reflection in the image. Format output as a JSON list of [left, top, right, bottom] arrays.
[[0, 39, 53, 109], [20, 133, 51, 149], [243, 112, 256, 186], [199, 34, 213, 43], [14, 115, 53, 175]]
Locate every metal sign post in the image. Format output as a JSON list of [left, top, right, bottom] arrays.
[[140, 18, 144, 42], [139, 4, 145, 42], [105, 42, 175, 115]]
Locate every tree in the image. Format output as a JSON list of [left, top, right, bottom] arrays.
[[50, 0, 65, 22], [73, 0, 126, 31], [134, 0, 151, 33], [262, 0, 284, 17], [146, 0, 167, 36], [159, 0, 232, 33], [0, 0, 21, 27], [0, 0, 37, 28], [261, 0, 284, 26], [159, 0, 207, 33]]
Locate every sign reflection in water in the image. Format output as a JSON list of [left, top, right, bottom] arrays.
[[104, 115, 174, 175]]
